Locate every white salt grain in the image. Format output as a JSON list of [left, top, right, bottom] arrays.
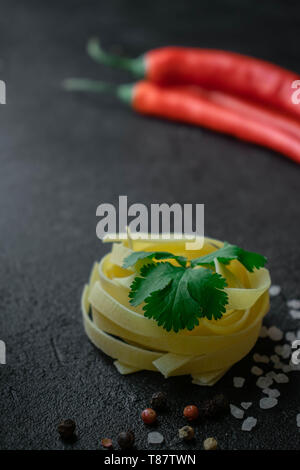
[[289, 310, 300, 320], [274, 373, 289, 384], [262, 388, 280, 398], [274, 361, 284, 370], [275, 344, 291, 359], [241, 402, 252, 410], [269, 285, 281, 297], [287, 299, 300, 310], [270, 354, 280, 363], [148, 432, 164, 445], [253, 353, 269, 364], [233, 377, 245, 388], [251, 366, 263, 376], [230, 404, 244, 419], [286, 332, 296, 343], [242, 417, 257, 431], [266, 371, 277, 379], [256, 376, 273, 389], [281, 344, 291, 359], [259, 326, 268, 338], [259, 397, 278, 409], [268, 326, 283, 341]]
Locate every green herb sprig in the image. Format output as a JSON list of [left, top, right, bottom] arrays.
[[123, 242, 267, 332]]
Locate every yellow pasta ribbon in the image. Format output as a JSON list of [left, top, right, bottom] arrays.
[[81, 236, 270, 385]]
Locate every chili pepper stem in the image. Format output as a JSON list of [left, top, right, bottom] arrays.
[[87, 38, 145, 78], [63, 78, 134, 105]]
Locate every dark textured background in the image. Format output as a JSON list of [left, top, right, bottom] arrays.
[[0, 0, 300, 450]]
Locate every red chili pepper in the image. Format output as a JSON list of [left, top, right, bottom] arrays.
[[184, 86, 300, 140], [134, 81, 300, 163], [88, 39, 300, 120], [64, 78, 300, 164]]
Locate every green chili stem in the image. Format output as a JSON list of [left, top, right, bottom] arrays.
[[63, 78, 134, 105], [87, 38, 145, 77]]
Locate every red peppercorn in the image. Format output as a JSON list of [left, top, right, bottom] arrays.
[[183, 405, 199, 421], [141, 408, 157, 424], [101, 438, 113, 449]]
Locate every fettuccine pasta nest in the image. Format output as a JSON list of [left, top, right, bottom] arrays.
[[82, 236, 270, 386]]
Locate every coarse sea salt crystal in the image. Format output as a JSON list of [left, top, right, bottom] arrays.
[[281, 344, 291, 359], [289, 310, 300, 320], [148, 432, 164, 445], [287, 299, 300, 310], [282, 364, 292, 373], [259, 326, 268, 338], [241, 402, 252, 410], [274, 361, 284, 370], [259, 397, 278, 409], [269, 285, 281, 297], [271, 354, 280, 363], [266, 371, 277, 379], [297, 414, 300, 428], [253, 353, 269, 364], [286, 332, 296, 343], [256, 376, 273, 389], [251, 366, 263, 376], [268, 326, 283, 341], [262, 388, 280, 398], [230, 404, 244, 419], [233, 377, 245, 388], [275, 344, 291, 359], [274, 373, 289, 384], [242, 417, 257, 431]]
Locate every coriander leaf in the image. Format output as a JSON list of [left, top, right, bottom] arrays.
[[129, 262, 180, 306], [129, 262, 228, 332], [123, 250, 187, 269], [191, 242, 267, 272], [187, 269, 228, 320]]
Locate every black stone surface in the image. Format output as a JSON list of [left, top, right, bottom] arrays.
[[0, 0, 299, 450]]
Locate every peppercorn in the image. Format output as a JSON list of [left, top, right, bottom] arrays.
[[203, 437, 218, 450], [213, 393, 229, 413], [141, 408, 157, 424], [117, 430, 135, 449], [101, 438, 113, 449], [178, 425, 195, 441], [201, 399, 218, 418], [150, 391, 167, 411], [57, 419, 76, 440], [183, 405, 199, 421], [201, 393, 229, 418]]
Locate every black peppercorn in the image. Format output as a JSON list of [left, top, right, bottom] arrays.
[[213, 393, 229, 413], [201, 399, 217, 418], [117, 430, 135, 449], [150, 391, 167, 411], [57, 419, 76, 439], [201, 393, 229, 418]]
